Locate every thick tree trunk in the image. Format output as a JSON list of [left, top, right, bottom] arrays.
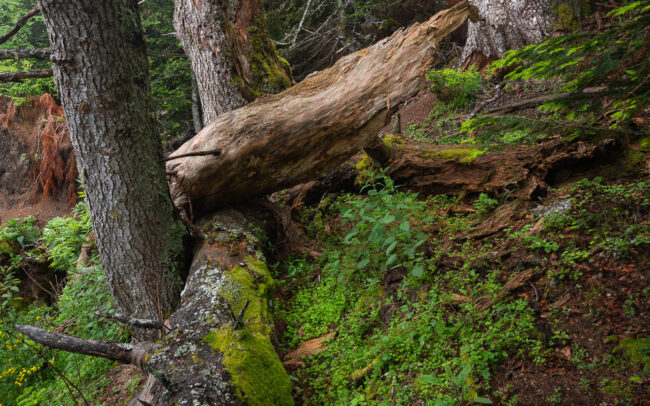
[[18, 209, 292, 406], [174, 0, 292, 124], [38, 0, 187, 339], [167, 1, 478, 215], [458, 0, 557, 68]]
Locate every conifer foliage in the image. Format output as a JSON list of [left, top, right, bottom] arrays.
[[464, 1, 649, 138]]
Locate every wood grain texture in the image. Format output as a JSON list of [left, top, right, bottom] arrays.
[[167, 1, 477, 215]]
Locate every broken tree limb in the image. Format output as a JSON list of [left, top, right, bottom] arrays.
[[93, 312, 166, 330], [0, 69, 53, 82], [167, 1, 478, 215], [0, 6, 41, 45], [15, 325, 150, 368], [18, 209, 292, 406], [0, 48, 52, 60]]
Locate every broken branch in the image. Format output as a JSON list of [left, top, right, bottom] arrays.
[[93, 312, 167, 330], [0, 48, 52, 60], [15, 324, 149, 368], [0, 6, 41, 45], [0, 69, 53, 82]]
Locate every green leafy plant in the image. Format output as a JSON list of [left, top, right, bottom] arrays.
[[473, 193, 498, 215], [464, 1, 650, 139]]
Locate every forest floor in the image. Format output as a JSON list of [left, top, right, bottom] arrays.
[[266, 78, 650, 405], [1, 8, 648, 403]]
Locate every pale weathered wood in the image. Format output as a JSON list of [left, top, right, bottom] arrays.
[[167, 1, 478, 215]]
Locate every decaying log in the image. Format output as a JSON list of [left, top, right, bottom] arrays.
[[375, 137, 620, 200], [19, 209, 292, 406], [167, 1, 478, 215]]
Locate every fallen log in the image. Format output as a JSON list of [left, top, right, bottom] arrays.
[[19, 209, 292, 406], [366, 136, 620, 200], [167, 1, 478, 215]]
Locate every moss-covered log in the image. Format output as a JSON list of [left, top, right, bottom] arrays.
[[166, 1, 478, 215], [134, 208, 291, 405], [19, 209, 291, 406], [365, 136, 621, 199]]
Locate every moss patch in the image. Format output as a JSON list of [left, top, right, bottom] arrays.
[[204, 324, 292, 406], [204, 255, 292, 405], [614, 337, 650, 375], [639, 137, 650, 152], [422, 148, 484, 164]]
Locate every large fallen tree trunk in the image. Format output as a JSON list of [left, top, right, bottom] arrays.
[[167, 1, 478, 215], [363, 136, 621, 200], [19, 209, 292, 405]]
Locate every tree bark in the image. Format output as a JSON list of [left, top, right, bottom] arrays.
[[38, 0, 187, 340], [167, 1, 478, 215], [173, 0, 292, 124], [458, 0, 556, 68]]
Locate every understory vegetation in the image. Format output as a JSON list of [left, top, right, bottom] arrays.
[[0, 0, 648, 405], [274, 175, 649, 405], [0, 201, 131, 405]]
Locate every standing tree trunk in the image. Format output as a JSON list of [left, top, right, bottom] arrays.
[[458, 0, 582, 68], [38, 0, 187, 340], [174, 0, 292, 124]]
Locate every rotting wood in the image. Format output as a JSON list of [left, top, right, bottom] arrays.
[[379, 137, 620, 200], [166, 1, 479, 215]]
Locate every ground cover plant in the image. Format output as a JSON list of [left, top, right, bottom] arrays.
[[273, 174, 649, 405], [0, 201, 131, 406]]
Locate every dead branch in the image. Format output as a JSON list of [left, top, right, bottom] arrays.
[[15, 325, 150, 368], [93, 312, 166, 330], [162, 149, 221, 161], [0, 69, 53, 82], [0, 6, 41, 45], [0, 48, 51, 60]]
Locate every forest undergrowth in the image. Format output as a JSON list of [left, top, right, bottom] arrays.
[[0, 1, 648, 405]]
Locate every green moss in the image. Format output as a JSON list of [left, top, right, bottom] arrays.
[[203, 255, 292, 405], [600, 378, 633, 397], [246, 13, 292, 95], [382, 134, 403, 147], [422, 148, 484, 164], [627, 150, 645, 164], [199, 256, 293, 406], [354, 153, 376, 186], [614, 337, 650, 374], [204, 326, 292, 405], [552, 2, 578, 31], [639, 137, 650, 152]]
